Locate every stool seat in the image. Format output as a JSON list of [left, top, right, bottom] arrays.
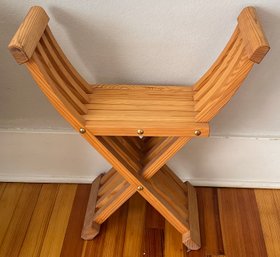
[[85, 84, 209, 136]]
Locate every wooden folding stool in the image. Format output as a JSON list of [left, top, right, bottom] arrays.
[[8, 6, 270, 251]]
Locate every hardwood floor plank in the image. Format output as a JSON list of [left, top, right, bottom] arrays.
[[218, 188, 268, 257], [0, 183, 24, 246], [123, 194, 146, 257], [99, 203, 128, 257], [18, 184, 59, 257], [0, 183, 7, 199], [0, 183, 42, 257], [255, 189, 280, 257], [143, 228, 164, 257], [60, 184, 91, 257], [82, 222, 108, 257], [195, 187, 224, 256], [39, 184, 77, 257], [164, 221, 184, 257]]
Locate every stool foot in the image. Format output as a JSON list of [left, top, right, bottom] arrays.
[[81, 174, 102, 240]]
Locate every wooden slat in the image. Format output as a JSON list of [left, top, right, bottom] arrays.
[[149, 170, 188, 220], [238, 6, 270, 63], [18, 184, 59, 257], [123, 194, 146, 257], [193, 28, 239, 92], [41, 34, 90, 103], [96, 179, 127, 210], [194, 31, 240, 101], [86, 120, 209, 137], [218, 188, 268, 257], [61, 184, 91, 257], [195, 54, 254, 122], [195, 36, 244, 111], [45, 26, 92, 93], [255, 189, 280, 257], [91, 84, 193, 92], [8, 6, 49, 64], [81, 175, 102, 240], [142, 137, 191, 179], [99, 136, 141, 172], [94, 183, 135, 224], [100, 168, 116, 185], [143, 137, 174, 165], [0, 184, 42, 257], [39, 184, 77, 257], [84, 110, 197, 122], [26, 53, 85, 129], [36, 42, 87, 114], [98, 172, 124, 197]]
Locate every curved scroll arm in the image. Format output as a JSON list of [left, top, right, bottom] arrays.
[[193, 7, 270, 122]]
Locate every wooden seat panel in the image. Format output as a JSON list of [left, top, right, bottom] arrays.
[[84, 84, 209, 137]]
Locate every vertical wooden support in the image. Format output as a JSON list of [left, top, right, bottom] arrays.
[[81, 174, 102, 240], [182, 182, 201, 250]]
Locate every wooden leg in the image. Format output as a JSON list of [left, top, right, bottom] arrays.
[[81, 174, 102, 240], [182, 182, 201, 251], [83, 165, 201, 251], [80, 135, 201, 251]]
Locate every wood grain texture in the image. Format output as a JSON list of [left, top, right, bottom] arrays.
[[255, 190, 280, 257], [123, 194, 146, 257], [238, 6, 270, 63], [61, 184, 91, 257], [0, 184, 42, 257], [8, 6, 49, 64], [18, 184, 59, 257], [0, 183, 24, 246], [0, 183, 280, 256], [218, 188, 268, 257], [81, 175, 102, 240], [39, 184, 77, 257]]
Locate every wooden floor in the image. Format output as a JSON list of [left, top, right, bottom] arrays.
[[0, 183, 279, 257]]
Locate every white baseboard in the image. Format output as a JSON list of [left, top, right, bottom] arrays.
[[1, 130, 280, 188]]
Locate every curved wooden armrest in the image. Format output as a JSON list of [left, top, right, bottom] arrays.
[[8, 6, 49, 64], [238, 7, 270, 63]]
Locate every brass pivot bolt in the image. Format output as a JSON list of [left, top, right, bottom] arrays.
[[137, 185, 144, 191], [137, 129, 144, 135], [79, 128, 86, 134], [194, 130, 201, 136]]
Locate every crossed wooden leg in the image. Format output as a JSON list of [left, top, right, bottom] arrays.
[[81, 136, 201, 251]]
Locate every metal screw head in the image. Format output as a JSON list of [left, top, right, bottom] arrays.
[[194, 130, 201, 136], [79, 128, 86, 134], [137, 129, 144, 135], [137, 185, 144, 191]]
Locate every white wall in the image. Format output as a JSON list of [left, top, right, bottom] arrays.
[[0, 0, 280, 187]]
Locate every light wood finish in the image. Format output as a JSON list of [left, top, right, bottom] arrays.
[[238, 7, 270, 63], [8, 5, 270, 253], [194, 7, 270, 122], [81, 174, 102, 240], [8, 6, 49, 64]]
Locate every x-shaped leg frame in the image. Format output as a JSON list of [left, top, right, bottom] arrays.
[[81, 135, 201, 251]]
